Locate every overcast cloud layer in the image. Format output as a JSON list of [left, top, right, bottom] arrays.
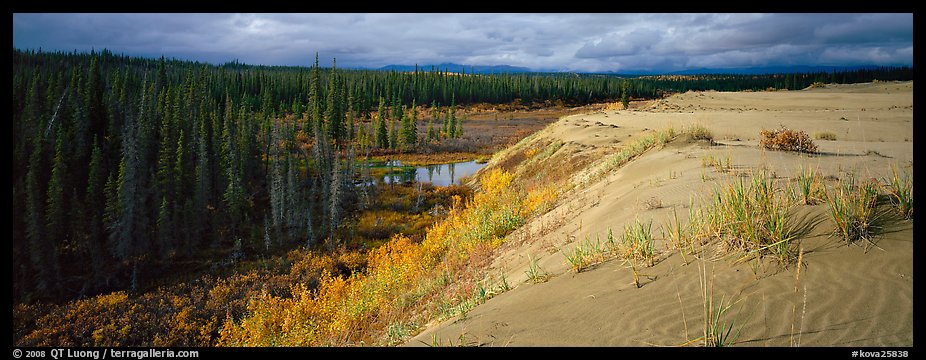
[[12, 13, 913, 73]]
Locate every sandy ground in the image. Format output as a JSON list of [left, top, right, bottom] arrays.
[[405, 81, 913, 347]]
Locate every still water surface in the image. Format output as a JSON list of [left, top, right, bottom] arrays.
[[373, 160, 486, 186]]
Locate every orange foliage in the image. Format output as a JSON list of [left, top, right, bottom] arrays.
[[15, 248, 377, 347], [218, 168, 558, 346], [759, 128, 818, 153]]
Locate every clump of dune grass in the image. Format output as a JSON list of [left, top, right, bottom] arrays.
[[701, 153, 732, 173], [702, 292, 741, 347], [563, 220, 659, 278], [699, 263, 744, 347], [525, 255, 550, 284], [702, 171, 796, 262], [618, 219, 657, 288], [428, 332, 469, 347], [563, 236, 602, 273], [813, 131, 837, 141], [826, 174, 880, 246], [759, 128, 818, 153], [793, 165, 824, 205], [620, 218, 657, 267], [688, 123, 714, 142], [662, 207, 693, 264], [883, 164, 913, 219], [701, 154, 719, 168]]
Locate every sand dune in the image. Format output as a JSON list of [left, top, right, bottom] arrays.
[[405, 81, 913, 347]]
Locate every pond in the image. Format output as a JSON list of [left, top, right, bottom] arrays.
[[369, 160, 487, 187]]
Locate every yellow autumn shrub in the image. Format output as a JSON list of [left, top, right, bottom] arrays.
[[219, 168, 558, 346]]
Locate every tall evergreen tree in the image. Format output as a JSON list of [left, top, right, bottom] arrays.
[[84, 136, 107, 286], [428, 100, 439, 141], [375, 97, 388, 149], [156, 86, 175, 199], [391, 95, 403, 125], [308, 53, 322, 136], [356, 121, 368, 153], [444, 95, 456, 138], [455, 111, 464, 139], [426, 116, 436, 143], [156, 196, 172, 258], [85, 55, 106, 140], [269, 122, 285, 237], [327, 158, 343, 249], [45, 125, 69, 258], [400, 100, 418, 150], [346, 91, 355, 143], [621, 80, 630, 109], [388, 116, 398, 150], [25, 125, 60, 297], [326, 59, 344, 146]]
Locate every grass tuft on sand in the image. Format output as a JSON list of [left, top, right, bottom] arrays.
[[826, 174, 880, 247], [883, 164, 913, 219]]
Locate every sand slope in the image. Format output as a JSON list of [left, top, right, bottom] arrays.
[[405, 81, 913, 347]]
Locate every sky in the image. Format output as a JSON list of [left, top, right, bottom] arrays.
[[12, 13, 914, 73]]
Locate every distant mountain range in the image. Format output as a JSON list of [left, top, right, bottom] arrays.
[[618, 65, 895, 76], [371, 63, 903, 76], [375, 63, 532, 74]]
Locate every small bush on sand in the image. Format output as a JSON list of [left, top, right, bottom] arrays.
[[759, 128, 818, 153]]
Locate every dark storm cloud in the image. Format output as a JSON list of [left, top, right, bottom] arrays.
[[12, 13, 913, 73]]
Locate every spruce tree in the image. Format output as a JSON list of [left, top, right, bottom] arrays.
[[309, 53, 322, 136], [440, 108, 450, 139], [346, 91, 355, 143], [391, 95, 403, 125], [326, 59, 343, 145], [85, 55, 106, 139], [103, 170, 120, 256], [45, 126, 68, 256], [269, 122, 285, 237], [156, 196, 172, 258], [400, 101, 418, 151], [448, 108, 457, 138], [455, 111, 464, 139], [25, 128, 59, 297], [621, 80, 630, 109], [327, 159, 343, 249], [428, 100, 439, 141], [426, 116, 435, 143], [375, 97, 388, 149], [156, 86, 175, 199], [357, 121, 368, 153], [84, 136, 107, 285], [388, 116, 398, 150]]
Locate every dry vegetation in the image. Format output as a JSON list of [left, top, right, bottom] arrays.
[[218, 169, 558, 346], [759, 128, 818, 153]]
